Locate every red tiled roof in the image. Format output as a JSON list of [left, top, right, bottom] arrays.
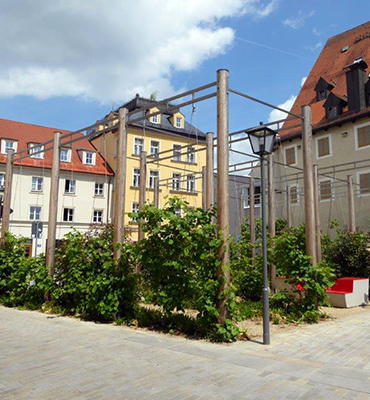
[[281, 21, 370, 140], [0, 118, 114, 175]]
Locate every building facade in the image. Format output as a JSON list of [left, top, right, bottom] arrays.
[[273, 21, 370, 232], [0, 118, 114, 256]]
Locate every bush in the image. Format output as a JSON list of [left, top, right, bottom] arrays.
[[53, 225, 137, 322], [324, 224, 370, 279], [135, 198, 240, 341]]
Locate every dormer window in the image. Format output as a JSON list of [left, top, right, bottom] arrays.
[[29, 143, 44, 159], [60, 148, 71, 163], [83, 151, 95, 165], [1, 139, 17, 155], [327, 106, 338, 119], [152, 114, 159, 124], [315, 77, 334, 102], [323, 92, 347, 120], [176, 117, 182, 128]]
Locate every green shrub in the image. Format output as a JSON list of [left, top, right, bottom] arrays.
[[53, 225, 137, 322]]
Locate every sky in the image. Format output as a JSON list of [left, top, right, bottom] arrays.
[[1, 0, 370, 166]]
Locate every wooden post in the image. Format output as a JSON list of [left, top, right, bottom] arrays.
[[113, 107, 128, 260], [250, 177, 256, 266], [202, 166, 207, 210], [286, 186, 292, 229], [302, 105, 316, 265], [240, 190, 245, 227], [313, 164, 322, 263], [267, 153, 276, 290], [138, 151, 147, 241], [348, 175, 356, 233], [216, 69, 230, 326], [0, 149, 14, 246], [153, 177, 159, 208], [45, 131, 61, 276], [206, 132, 214, 209]]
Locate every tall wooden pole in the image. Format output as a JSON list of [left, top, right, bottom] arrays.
[[202, 166, 207, 210], [240, 191, 245, 228], [153, 177, 159, 208], [113, 107, 128, 260], [286, 186, 292, 229], [0, 149, 14, 246], [313, 164, 322, 263], [302, 105, 316, 265], [348, 175, 356, 233], [216, 69, 230, 326], [46, 131, 61, 277], [138, 151, 147, 241], [267, 153, 276, 290], [206, 132, 214, 209], [250, 177, 256, 265]]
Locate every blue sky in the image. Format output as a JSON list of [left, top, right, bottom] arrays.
[[0, 0, 369, 140]]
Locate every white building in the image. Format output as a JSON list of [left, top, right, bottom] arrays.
[[0, 118, 114, 256]]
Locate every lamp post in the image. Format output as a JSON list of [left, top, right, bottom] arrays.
[[247, 124, 277, 345]]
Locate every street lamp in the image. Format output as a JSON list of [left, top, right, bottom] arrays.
[[247, 124, 277, 345]]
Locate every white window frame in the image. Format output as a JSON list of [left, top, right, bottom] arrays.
[[29, 206, 41, 221], [187, 146, 195, 164], [176, 116, 182, 128], [172, 173, 181, 191], [0, 173, 5, 189], [94, 182, 104, 196], [31, 176, 43, 192], [319, 178, 333, 202], [149, 170, 159, 189], [284, 144, 298, 167], [357, 169, 370, 197], [63, 207, 74, 222], [150, 140, 160, 157], [315, 134, 332, 160], [60, 148, 71, 163], [289, 184, 300, 206], [93, 209, 103, 223], [84, 151, 96, 166], [152, 114, 159, 124], [186, 174, 196, 192], [243, 185, 261, 208], [132, 168, 140, 187], [173, 145, 182, 162], [65, 179, 76, 194], [133, 137, 144, 156], [355, 122, 370, 150], [131, 202, 140, 222], [1, 139, 17, 155], [29, 143, 44, 159]]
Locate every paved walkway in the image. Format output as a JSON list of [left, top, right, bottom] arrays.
[[1, 306, 370, 399]]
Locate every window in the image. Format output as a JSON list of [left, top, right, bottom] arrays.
[[359, 172, 370, 195], [244, 186, 261, 207], [176, 117, 182, 128], [173, 145, 182, 161], [134, 138, 144, 155], [1, 139, 16, 155], [320, 180, 332, 201], [60, 148, 71, 162], [93, 210, 103, 223], [327, 106, 338, 119], [65, 179, 76, 194], [29, 144, 44, 159], [150, 140, 159, 157], [290, 185, 299, 204], [63, 208, 74, 222], [149, 170, 159, 189], [357, 125, 370, 148], [84, 151, 95, 165], [29, 206, 41, 221], [186, 175, 195, 192], [31, 177, 43, 192], [318, 90, 327, 101], [131, 202, 139, 222], [152, 114, 158, 124], [172, 173, 181, 191], [317, 136, 331, 158], [285, 146, 296, 166], [0, 174, 5, 189], [133, 168, 140, 187], [94, 183, 104, 196], [187, 146, 195, 164]]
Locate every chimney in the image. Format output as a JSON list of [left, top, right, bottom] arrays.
[[345, 58, 368, 112]]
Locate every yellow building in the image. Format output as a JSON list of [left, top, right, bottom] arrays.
[[91, 95, 207, 240]]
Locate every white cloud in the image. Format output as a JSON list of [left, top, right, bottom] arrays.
[[0, 0, 278, 103], [312, 27, 321, 37], [304, 41, 323, 51], [283, 10, 315, 29], [268, 95, 297, 124], [301, 76, 307, 87]]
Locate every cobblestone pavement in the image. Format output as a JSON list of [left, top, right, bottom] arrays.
[[1, 306, 370, 399]]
